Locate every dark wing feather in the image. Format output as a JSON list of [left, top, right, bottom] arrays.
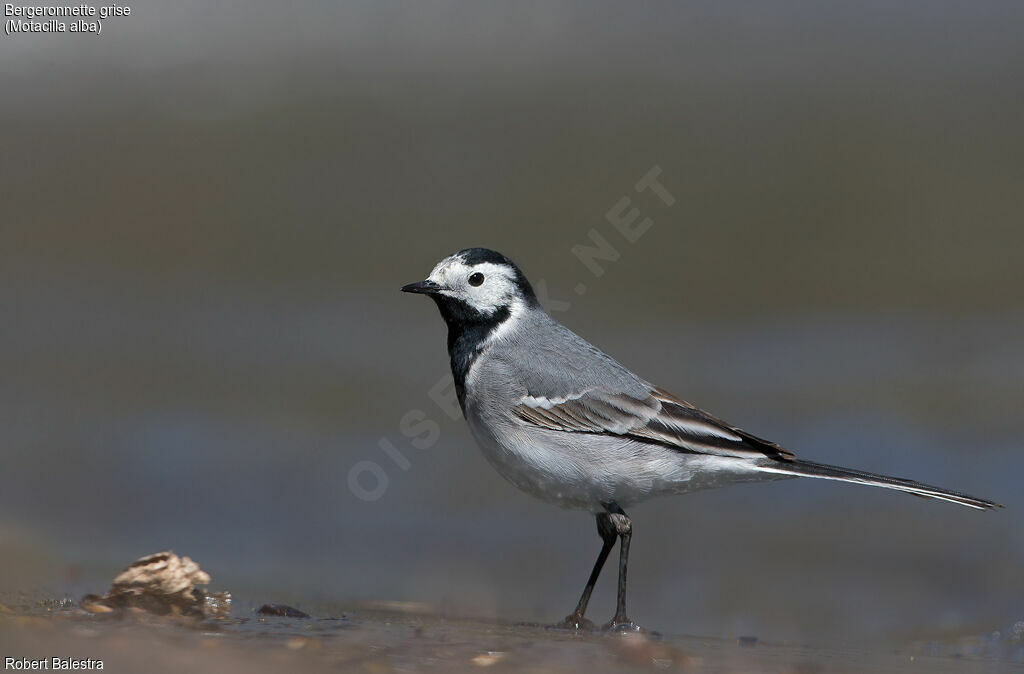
[[513, 386, 794, 461]]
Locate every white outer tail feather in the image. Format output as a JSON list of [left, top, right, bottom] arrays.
[[755, 459, 1001, 511]]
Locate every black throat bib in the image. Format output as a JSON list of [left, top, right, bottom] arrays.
[[430, 295, 511, 411]]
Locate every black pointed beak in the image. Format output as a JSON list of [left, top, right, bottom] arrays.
[[401, 279, 443, 295]]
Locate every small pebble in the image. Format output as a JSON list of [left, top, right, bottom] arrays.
[[256, 604, 310, 618], [80, 595, 113, 614], [613, 632, 690, 667], [470, 651, 507, 666]]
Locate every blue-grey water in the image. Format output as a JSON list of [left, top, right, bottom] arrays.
[[2, 274, 1020, 645], [1, 0, 1022, 655]]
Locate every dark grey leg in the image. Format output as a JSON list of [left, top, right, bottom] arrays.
[[561, 512, 617, 630], [603, 505, 640, 631]]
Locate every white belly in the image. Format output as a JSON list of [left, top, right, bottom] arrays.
[[464, 407, 776, 512]]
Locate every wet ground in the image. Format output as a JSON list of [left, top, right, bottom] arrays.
[[3, 597, 1022, 674]]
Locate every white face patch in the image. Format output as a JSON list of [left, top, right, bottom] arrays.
[[426, 255, 523, 315]]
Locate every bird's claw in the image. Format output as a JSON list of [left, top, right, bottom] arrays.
[[603, 619, 644, 633], [559, 613, 598, 631]]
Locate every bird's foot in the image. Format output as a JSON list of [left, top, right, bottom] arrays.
[[603, 618, 644, 633], [559, 612, 598, 631]]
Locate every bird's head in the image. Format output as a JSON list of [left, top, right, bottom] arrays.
[[401, 248, 539, 325]]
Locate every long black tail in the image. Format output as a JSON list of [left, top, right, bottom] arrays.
[[755, 459, 1002, 510]]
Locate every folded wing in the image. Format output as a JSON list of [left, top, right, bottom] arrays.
[[513, 386, 794, 461]]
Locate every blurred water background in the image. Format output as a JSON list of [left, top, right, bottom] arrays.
[[1, 0, 1022, 647]]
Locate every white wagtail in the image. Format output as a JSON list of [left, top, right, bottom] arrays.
[[402, 247, 1000, 631]]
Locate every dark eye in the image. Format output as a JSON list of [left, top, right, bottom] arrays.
[[468, 272, 485, 287]]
